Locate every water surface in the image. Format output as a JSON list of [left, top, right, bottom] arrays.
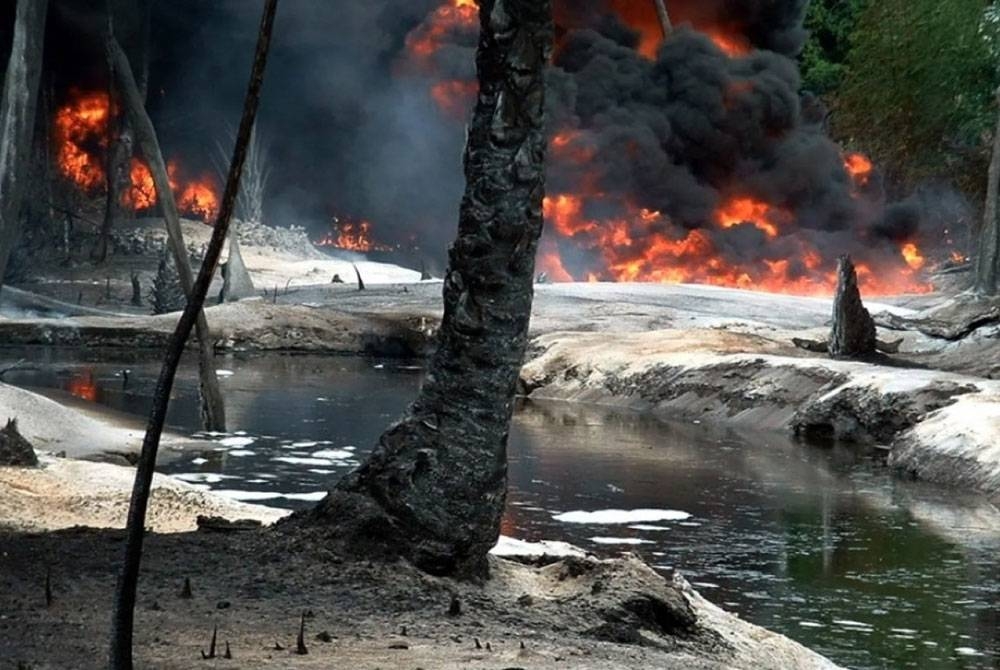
[[3, 348, 998, 669]]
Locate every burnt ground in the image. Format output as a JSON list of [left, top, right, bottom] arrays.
[[0, 524, 835, 670]]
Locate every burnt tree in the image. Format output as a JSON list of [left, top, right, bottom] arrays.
[[94, 0, 152, 263], [829, 255, 876, 358], [0, 0, 49, 290], [313, 0, 553, 577], [107, 35, 226, 431], [976, 87, 1000, 295], [108, 2, 278, 667]]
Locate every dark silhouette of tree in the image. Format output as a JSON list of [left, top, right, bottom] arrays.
[[0, 0, 49, 291], [107, 1, 279, 667]]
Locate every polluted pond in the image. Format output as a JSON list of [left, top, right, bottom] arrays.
[[2, 349, 998, 670]]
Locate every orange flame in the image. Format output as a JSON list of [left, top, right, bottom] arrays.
[[53, 90, 221, 223], [901, 242, 926, 271], [406, 0, 478, 60], [844, 152, 873, 187], [54, 91, 110, 192], [316, 218, 391, 252], [716, 197, 780, 238]]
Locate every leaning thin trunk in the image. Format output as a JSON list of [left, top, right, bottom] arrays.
[[107, 2, 278, 667], [0, 0, 49, 289], [95, 0, 151, 263], [976, 88, 1000, 295], [107, 36, 226, 431], [652, 0, 672, 38], [322, 0, 553, 577]]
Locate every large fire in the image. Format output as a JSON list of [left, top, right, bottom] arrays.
[[393, 0, 938, 297], [54, 90, 220, 222]]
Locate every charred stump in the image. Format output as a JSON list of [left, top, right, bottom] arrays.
[[829, 255, 876, 358], [312, 0, 554, 578], [0, 418, 38, 467], [219, 234, 255, 303]]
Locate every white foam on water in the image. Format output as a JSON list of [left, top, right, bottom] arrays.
[[282, 491, 327, 502], [228, 450, 255, 457], [691, 582, 720, 589], [833, 620, 873, 629], [215, 370, 234, 377], [308, 469, 337, 475], [554, 509, 692, 525], [191, 458, 208, 465], [272, 456, 335, 466], [628, 524, 672, 532], [312, 449, 354, 460], [798, 621, 824, 628], [955, 648, 983, 657], [217, 436, 255, 448], [173, 473, 235, 484], [588, 537, 654, 545], [290, 441, 318, 448]]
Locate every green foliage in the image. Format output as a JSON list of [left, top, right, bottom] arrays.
[[799, 0, 868, 95], [834, 0, 998, 194]]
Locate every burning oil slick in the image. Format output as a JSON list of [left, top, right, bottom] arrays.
[[20, 0, 972, 294]]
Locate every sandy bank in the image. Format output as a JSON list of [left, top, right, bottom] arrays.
[[520, 327, 1000, 503]]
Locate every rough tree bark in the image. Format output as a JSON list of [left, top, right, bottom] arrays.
[[107, 2, 278, 667], [94, 0, 151, 263], [313, 0, 553, 578], [107, 36, 226, 431], [829, 255, 876, 358], [653, 0, 673, 38], [0, 0, 49, 289], [975, 87, 1000, 296]]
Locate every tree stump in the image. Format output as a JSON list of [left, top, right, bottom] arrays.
[[829, 255, 876, 358], [219, 236, 255, 303], [0, 418, 38, 467]]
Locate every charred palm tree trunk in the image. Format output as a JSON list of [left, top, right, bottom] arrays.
[[0, 0, 49, 290], [319, 0, 553, 578]]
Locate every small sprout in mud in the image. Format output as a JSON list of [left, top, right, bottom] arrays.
[[400, 625, 408, 636], [180, 577, 193, 599], [331, 273, 343, 284], [315, 631, 332, 643], [273, 642, 285, 651], [44, 567, 52, 607], [486, 641, 492, 651], [517, 594, 533, 606], [150, 601, 162, 611], [520, 640, 526, 650], [448, 594, 462, 616], [474, 637, 482, 650], [216, 600, 230, 610], [201, 625, 218, 659], [223, 641, 232, 660], [295, 612, 308, 655]]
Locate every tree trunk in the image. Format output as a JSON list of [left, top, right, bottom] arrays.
[[975, 88, 1000, 295], [317, 0, 553, 578], [107, 36, 226, 432], [829, 255, 876, 358], [108, 2, 278, 667], [94, 0, 150, 264], [652, 0, 672, 38], [0, 0, 49, 289]]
